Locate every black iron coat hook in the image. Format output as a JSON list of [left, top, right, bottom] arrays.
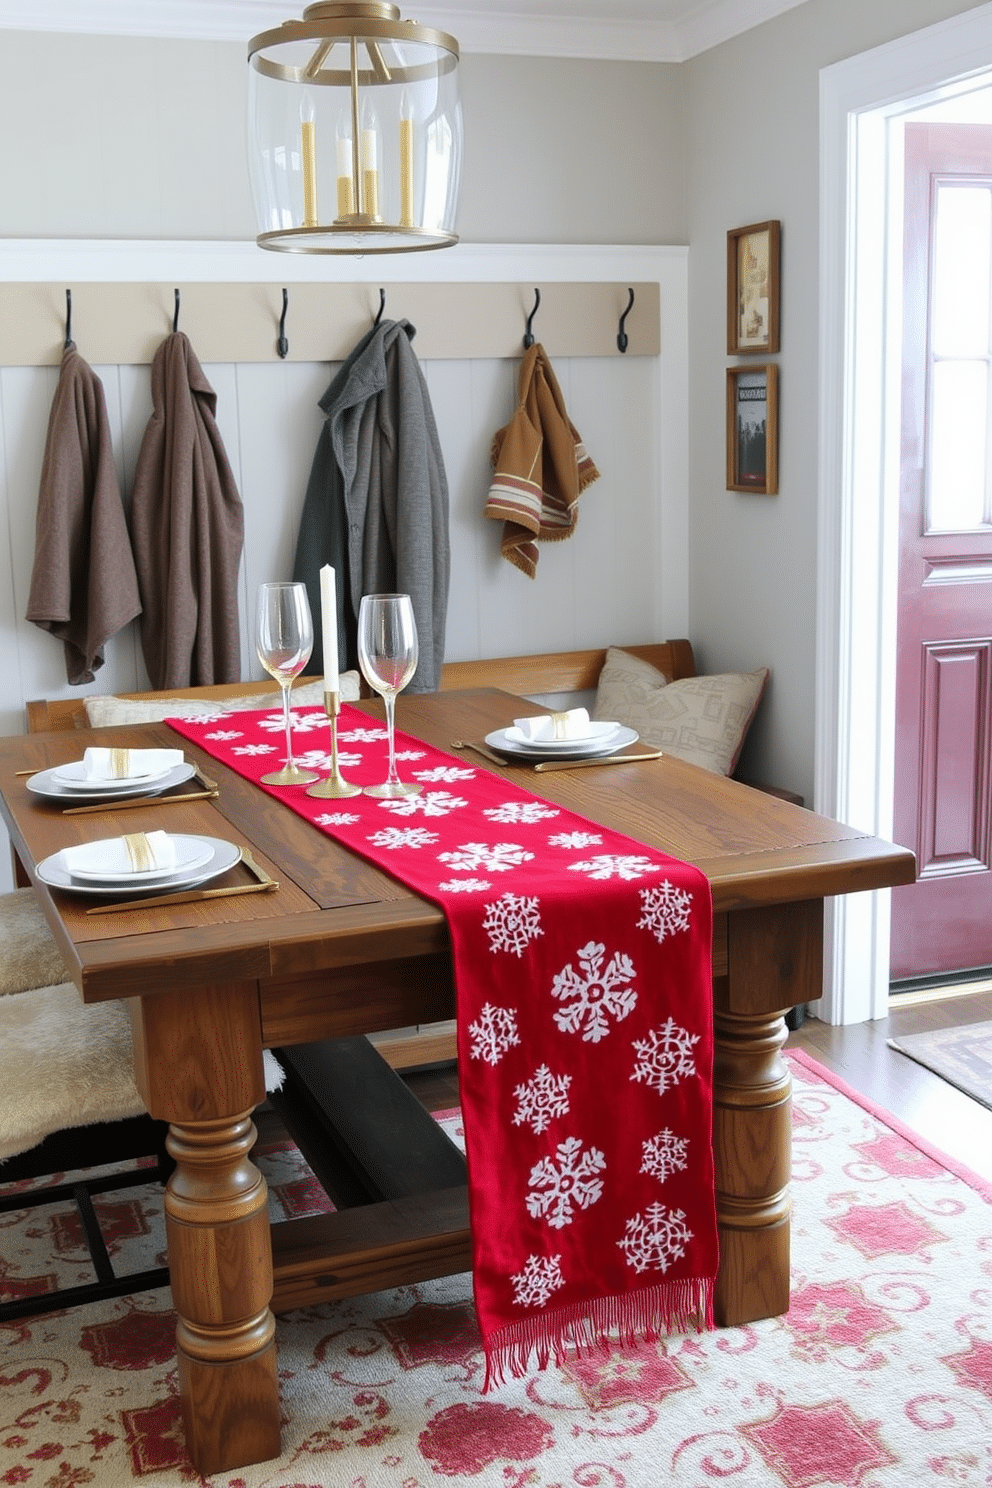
[[277, 288, 289, 359], [172, 288, 181, 334], [617, 288, 635, 353], [523, 287, 540, 349], [64, 288, 74, 351], [373, 288, 386, 327]]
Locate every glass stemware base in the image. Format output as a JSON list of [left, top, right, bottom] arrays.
[[261, 762, 320, 786], [364, 779, 422, 798]]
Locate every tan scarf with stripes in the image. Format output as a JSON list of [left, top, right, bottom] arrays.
[[484, 344, 599, 578]]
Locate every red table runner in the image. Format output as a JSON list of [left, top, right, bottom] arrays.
[[169, 703, 718, 1384]]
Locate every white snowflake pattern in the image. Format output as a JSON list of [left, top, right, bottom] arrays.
[[395, 749, 427, 761], [257, 710, 326, 733], [378, 791, 469, 818], [438, 842, 534, 874], [295, 747, 362, 770], [511, 1254, 565, 1309], [204, 729, 243, 741], [617, 1203, 693, 1273], [414, 765, 477, 783], [366, 826, 440, 850], [438, 877, 492, 893], [293, 749, 334, 771], [568, 854, 661, 882], [468, 1002, 520, 1065], [551, 941, 637, 1042], [548, 831, 604, 850], [182, 712, 228, 725], [640, 1129, 689, 1183], [525, 1137, 606, 1229], [513, 1065, 572, 1134], [482, 893, 543, 956], [631, 1019, 700, 1095], [339, 727, 388, 743], [233, 743, 277, 757], [638, 881, 694, 943], [315, 811, 361, 826], [483, 801, 560, 825]]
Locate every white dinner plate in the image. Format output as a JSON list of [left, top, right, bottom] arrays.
[[35, 836, 242, 897], [26, 761, 195, 803], [52, 760, 175, 791], [485, 725, 639, 760], [65, 835, 216, 884], [502, 720, 622, 753]]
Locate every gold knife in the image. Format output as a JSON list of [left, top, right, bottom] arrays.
[[86, 849, 277, 915], [534, 750, 663, 772], [63, 788, 218, 816]]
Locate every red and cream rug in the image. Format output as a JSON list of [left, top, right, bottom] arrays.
[[1, 1050, 991, 1487]]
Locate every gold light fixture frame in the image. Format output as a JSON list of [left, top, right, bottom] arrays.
[[248, 2, 461, 254]]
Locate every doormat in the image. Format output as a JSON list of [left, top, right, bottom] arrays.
[[888, 1019, 992, 1111]]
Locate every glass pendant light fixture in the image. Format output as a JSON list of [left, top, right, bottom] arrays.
[[247, 2, 462, 254]]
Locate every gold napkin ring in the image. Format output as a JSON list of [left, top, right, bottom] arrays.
[[550, 710, 570, 741], [123, 832, 154, 873], [110, 748, 131, 779]]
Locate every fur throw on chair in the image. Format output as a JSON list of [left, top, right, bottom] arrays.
[[0, 889, 69, 996]]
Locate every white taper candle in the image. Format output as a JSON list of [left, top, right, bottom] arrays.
[[320, 565, 339, 692]]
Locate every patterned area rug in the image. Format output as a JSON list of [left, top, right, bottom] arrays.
[[888, 1020, 992, 1112], [1, 1050, 991, 1487]]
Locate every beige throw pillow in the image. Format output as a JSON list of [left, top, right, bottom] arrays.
[[593, 646, 768, 775], [84, 672, 360, 728]]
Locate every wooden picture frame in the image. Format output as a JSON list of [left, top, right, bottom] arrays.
[[726, 363, 778, 494], [727, 220, 780, 355]]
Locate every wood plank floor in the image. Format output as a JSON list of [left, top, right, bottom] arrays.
[[403, 990, 992, 1186]]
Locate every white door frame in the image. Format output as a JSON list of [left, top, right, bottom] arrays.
[[815, 2, 992, 1024]]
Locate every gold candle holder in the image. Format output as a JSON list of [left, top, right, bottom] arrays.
[[306, 691, 361, 798]]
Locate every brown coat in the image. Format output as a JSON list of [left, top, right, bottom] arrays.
[[26, 347, 141, 684], [129, 333, 244, 689]]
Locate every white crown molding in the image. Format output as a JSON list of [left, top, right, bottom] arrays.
[[0, 0, 812, 62]]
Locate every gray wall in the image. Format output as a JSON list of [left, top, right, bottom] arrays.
[[684, 0, 987, 804], [0, 34, 687, 245]]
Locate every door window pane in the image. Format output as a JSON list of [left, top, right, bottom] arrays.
[[932, 184, 991, 357], [928, 360, 988, 530]]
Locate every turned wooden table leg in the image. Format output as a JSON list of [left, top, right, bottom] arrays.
[[129, 981, 281, 1474], [711, 898, 822, 1327], [711, 1005, 792, 1325]]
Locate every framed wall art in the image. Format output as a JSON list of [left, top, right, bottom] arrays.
[[727, 219, 780, 355], [726, 363, 778, 494]]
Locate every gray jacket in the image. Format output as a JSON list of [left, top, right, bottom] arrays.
[[293, 319, 449, 693]]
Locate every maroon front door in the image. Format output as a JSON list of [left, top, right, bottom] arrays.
[[890, 122, 992, 982]]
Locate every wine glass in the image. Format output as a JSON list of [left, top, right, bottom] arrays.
[[256, 581, 319, 786], [358, 593, 421, 798]]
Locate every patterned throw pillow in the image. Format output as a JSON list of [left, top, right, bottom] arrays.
[[592, 646, 768, 776], [83, 672, 361, 728]]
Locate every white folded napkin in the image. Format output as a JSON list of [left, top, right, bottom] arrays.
[[512, 707, 593, 743], [60, 830, 178, 877], [82, 747, 183, 781]]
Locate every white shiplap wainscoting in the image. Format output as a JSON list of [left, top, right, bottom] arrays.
[[0, 241, 687, 891]]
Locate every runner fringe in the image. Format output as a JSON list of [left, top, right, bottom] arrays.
[[482, 1276, 715, 1391]]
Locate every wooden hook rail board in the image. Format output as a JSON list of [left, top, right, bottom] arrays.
[[0, 281, 660, 367]]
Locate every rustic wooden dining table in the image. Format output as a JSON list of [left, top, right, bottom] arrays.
[[0, 687, 916, 1475]]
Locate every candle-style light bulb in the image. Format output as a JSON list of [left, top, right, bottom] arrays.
[[335, 118, 355, 218], [300, 92, 318, 228], [399, 86, 414, 228], [360, 95, 380, 220]]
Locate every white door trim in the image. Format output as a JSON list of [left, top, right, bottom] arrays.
[[816, 3, 992, 1024]]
